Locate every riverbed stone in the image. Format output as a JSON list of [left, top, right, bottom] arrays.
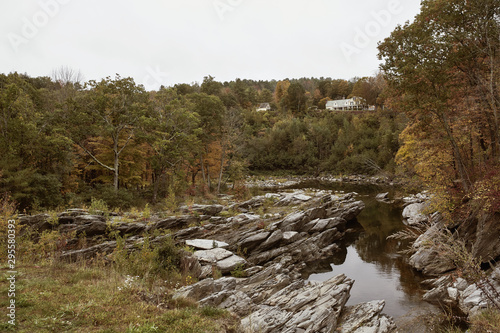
[[275, 192, 313, 206], [258, 230, 283, 250], [339, 300, 397, 333], [327, 200, 365, 222], [216, 254, 246, 273], [280, 211, 307, 231], [376, 192, 389, 200], [193, 247, 247, 274], [194, 248, 233, 263], [447, 287, 459, 301], [227, 213, 260, 224], [148, 215, 200, 231], [402, 202, 428, 226], [57, 187, 405, 332], [409, 222, 455, 275], [282, 231, 300, 243], [454, 278, 468, 291], [185, 239, 229, 250], [239, 231, 271, 252], [172, 277, 238, 301]]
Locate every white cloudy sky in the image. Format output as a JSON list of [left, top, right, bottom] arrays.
[[1, 0, 422, 90]]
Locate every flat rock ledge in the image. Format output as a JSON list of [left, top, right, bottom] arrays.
[[173, 259, 397, 333]]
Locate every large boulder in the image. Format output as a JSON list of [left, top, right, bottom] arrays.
[[326, 200, 365, 222], [339, 300, 398, 333], [409, 221, 455, 275], [58, 214, 108, 237], [238, 231, 271, 252], [402, 202, 429, 226], [193, 248, 246, 274], [420, 265, 500, 317], [172, 277, 238, 301], [19, 214, 52, 234]]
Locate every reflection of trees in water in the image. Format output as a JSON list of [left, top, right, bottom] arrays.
[[356, 199, 404, 236], [301, 246, 348, 278], [394, 255, 429, 298], [354, 228, 427, 298], [353, 197, 430, 298], [301, 221, 363, 278], [292, 182, 429, 298]]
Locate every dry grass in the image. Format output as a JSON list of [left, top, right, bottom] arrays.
[[0, 262, 239, 332], [468, 309, 500, 333]]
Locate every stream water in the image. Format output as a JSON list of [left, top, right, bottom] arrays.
[[284, 180, 441, 330]]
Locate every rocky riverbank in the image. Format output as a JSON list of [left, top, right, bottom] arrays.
[[245, 174, 398, 189], [20, 189, 399, 332], [399, 192, 500, 321]]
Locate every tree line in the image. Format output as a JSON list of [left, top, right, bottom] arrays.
[[3, 0, 497, 214], [0, 72, 396, 211]]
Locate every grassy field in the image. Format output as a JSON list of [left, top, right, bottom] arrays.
[[0, 262, 239, 332]]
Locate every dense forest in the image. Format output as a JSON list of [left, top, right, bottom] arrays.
[[1, 0, 499, 222], [0, 71, 401, 211]]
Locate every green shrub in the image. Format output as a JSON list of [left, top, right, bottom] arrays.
[[111, 234, 181, 283], [89, 197, 109, 216], [230, 263, 247, 278], [201, 306, 226, 318]]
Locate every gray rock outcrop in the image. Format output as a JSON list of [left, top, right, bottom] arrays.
[[339, 300, 398, 333], [53, 189, 399, 332], [402, 202, 429, 226], [421, 265, 500, 317]]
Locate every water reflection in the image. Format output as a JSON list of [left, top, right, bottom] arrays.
[[299, 185, 436, 320]]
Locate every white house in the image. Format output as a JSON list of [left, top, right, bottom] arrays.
[[256, 103, 271, 112], [325, 97, 365, 111]]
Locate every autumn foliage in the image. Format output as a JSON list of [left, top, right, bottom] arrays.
[[379, 0, 500, 217]]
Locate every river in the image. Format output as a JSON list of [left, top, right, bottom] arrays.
[[284, 180, 442, 331]]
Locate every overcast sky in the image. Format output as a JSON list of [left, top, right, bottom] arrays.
[[1, 0, 422, 90]]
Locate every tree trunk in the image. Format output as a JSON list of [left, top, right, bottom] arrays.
[[113, 145, 119, 192], [207, 163, 211, 190], [440, 111, 471, 192], [191, 169, 197, 185], [152, 172, 160, 203], [217, 142, 226, 193], [200, 155, 207, 185]]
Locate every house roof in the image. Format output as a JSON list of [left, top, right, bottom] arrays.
[[326, 97, 365, 108], [326, 99, 352, 107]]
